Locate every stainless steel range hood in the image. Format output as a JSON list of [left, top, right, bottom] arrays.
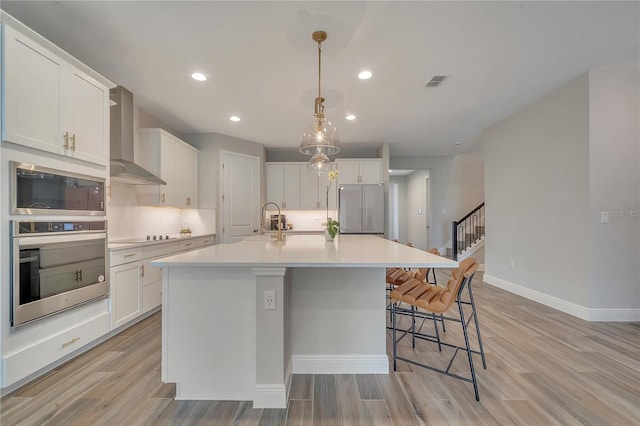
[[109, 86, 166, 185]]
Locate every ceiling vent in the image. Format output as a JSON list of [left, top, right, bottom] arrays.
[[425, 75, 447, 87]]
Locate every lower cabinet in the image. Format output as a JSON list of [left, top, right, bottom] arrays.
[[109, 236, 214, 330], [110, 260, 143, 329]]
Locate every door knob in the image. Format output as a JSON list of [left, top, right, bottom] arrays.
[[253, 229, 259, 233]]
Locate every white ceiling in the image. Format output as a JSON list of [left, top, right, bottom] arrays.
[[2, 1, 638, 156]]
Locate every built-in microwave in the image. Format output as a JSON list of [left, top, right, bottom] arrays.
[[11, 162, 106, 216]]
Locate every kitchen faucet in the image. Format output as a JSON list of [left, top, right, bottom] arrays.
[[260, 202, 284, 241]]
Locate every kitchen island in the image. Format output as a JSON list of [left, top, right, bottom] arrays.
[[152, 234, 457, 408]]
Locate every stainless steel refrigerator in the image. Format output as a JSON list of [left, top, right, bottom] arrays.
[[338, 184, 385, 234]]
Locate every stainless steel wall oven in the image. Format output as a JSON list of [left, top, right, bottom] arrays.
[[12, 162, 106, 216], [11, 220, 108, 327]]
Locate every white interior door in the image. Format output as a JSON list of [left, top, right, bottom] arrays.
[[221, 152, 260, 243]]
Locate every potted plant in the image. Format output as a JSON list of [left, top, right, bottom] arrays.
[[324, 170, 339, 241], [325, 217, 340, 241]]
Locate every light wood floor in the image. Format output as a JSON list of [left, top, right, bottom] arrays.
[[1, 271, 639, 425]]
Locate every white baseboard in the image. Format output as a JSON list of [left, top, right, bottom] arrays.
[[253, 384, 288, 409], [291, 354, 389, 374], [483, 274, 640, 322]]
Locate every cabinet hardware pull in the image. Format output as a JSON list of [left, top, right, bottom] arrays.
[[74, 270, 79, 282], [63, 337, 80, 347], [161, 193, 165, 203], [124, 253, 137, 258], [78, 269, 83, 281], [186, 197, 191, 205], [63, 132, 70, 149], [70, 134, 76, 151], [141, 265, 145, 277], [185, 243, 192, 247]]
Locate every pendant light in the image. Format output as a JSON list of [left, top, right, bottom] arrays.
[[299, 31, 339, 173]]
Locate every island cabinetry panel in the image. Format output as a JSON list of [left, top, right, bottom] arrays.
[[336, 159, 382, 184], [137, 128, 199, 208], [266, 163, 301, 209], [2, 25, 109, 166]]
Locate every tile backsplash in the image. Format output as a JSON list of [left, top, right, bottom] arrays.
[[108, 182, 215, 240], [262, 209, 337, 231]]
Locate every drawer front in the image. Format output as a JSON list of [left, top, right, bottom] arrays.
[[110, 247, 143, 267], [179, 237, 213, 251], [142, 242, 179, 259], [2, 313, 110, 387]]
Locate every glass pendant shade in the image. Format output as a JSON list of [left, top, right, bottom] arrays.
[[307, 152, 332, 174], [299, 116, 339, 156]]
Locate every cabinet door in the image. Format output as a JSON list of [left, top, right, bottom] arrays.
[[64, 70, 109, 165], [159, 136, 176, 206], [336, 160, 361, 184], [359, 160, 382, 184], [3, 27, 63, 154], [266, 164, 285, 206], [110, 262, 143, 329], [282, 164, 301, 209], [184, 146, 199, 208], [300, 169, 320, 209], [142, 258, 163, 313], [173, 143, 187, 208]]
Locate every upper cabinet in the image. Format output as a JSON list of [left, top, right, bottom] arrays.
[[266, 163, 301, 209], [301, 169, 337, 210], [266, 162, 337, 211], [137, 128, 199, 208], [335, 159, 382, 184], [2, 26, 110, 166]]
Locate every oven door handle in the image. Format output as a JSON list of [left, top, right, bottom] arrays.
[[16, 232, 106, 246]]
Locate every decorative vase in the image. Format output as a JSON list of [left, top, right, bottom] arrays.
[[324, 229, 334, 242]]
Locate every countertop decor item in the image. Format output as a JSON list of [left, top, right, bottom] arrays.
[[325, 218, 339, 241]]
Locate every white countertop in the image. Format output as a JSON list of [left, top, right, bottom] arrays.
[[151, 234, 457, 268]]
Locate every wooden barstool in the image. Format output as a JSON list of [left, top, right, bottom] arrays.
[[390, 257, 486, 401]]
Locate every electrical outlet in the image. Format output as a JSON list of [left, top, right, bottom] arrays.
[[264, 291, 276, 310]]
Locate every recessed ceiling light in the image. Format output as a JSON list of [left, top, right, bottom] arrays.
[[358, 70, 372, 80], [191, 72, 207, 81], [345, 115, 356, 121], [230, 116, 240, 122]]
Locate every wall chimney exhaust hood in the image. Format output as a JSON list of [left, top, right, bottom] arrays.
[[109, 86, 166, 185]]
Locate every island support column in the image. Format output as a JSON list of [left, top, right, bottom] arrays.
[[252, 267, 290, 409]]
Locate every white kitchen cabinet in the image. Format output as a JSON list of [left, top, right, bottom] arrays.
[[110, 260, 143, 330], [137, 128, 199, 208], [2, 26, 109, 166], [266, 163, 301, 209], [336, 159, 382, 184], [300, 169, 337, 210], [141, 242, 179, 313]]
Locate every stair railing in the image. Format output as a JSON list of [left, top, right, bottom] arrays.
[[452, 203, 485, 260]]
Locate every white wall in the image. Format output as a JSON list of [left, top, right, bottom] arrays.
[[406, 170, 429, 250], [389, 176, 408, 243], [483, 69, 640, 318], [588, 68, 640, 310], [484, 74, 590, 306]]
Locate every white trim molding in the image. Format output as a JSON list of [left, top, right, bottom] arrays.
[[253, 384, 288, 409], [483, 274, 640, 322], [291, 354, 389, 374]]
